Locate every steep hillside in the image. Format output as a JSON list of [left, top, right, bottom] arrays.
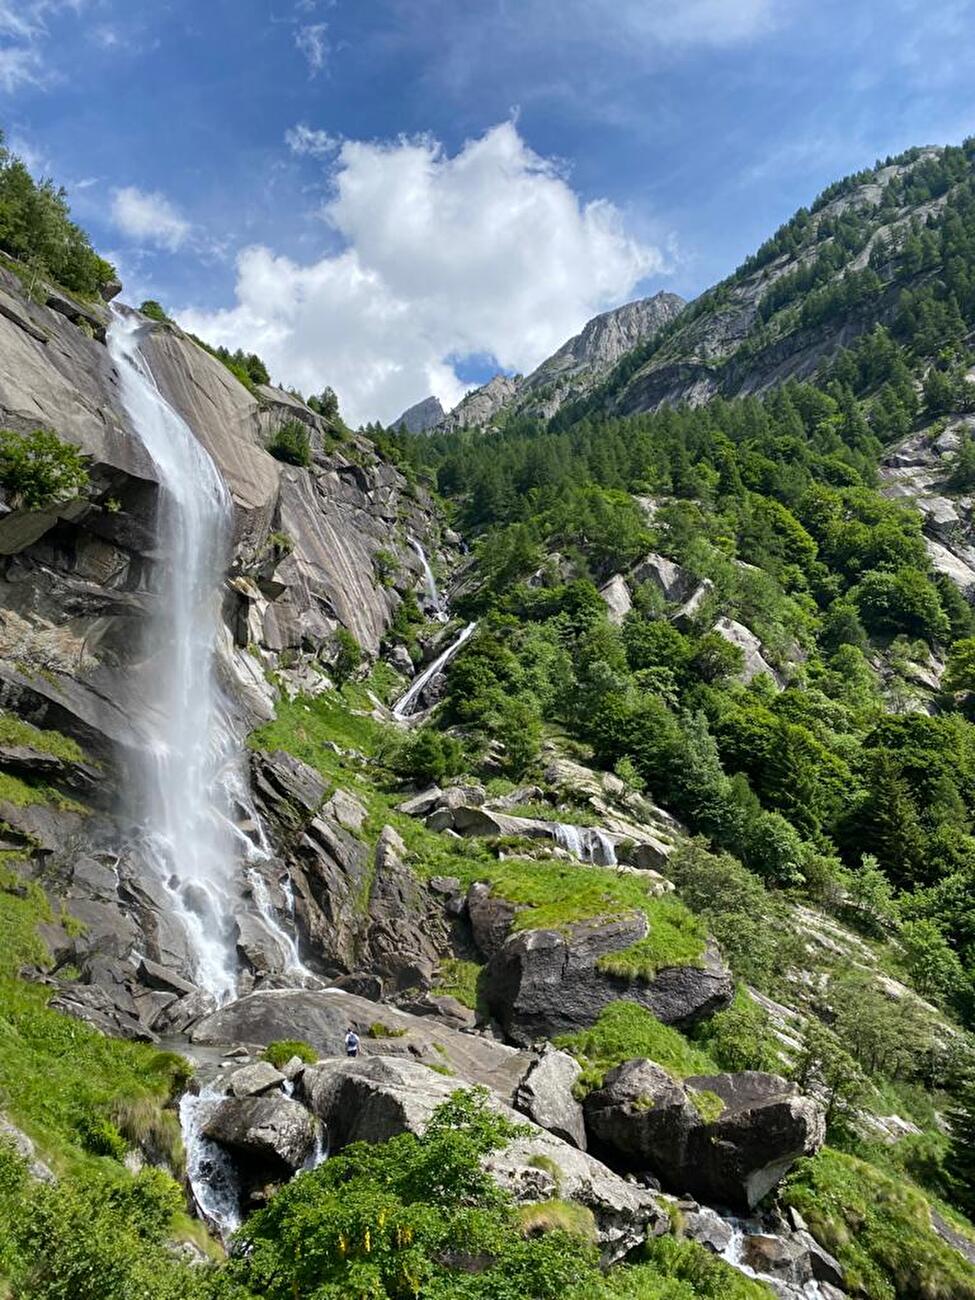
[[568, 143, 975, 418], [431, 290, 685, 432]]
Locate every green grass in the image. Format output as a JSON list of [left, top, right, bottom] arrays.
[[555, 1001, 719, 1092], [432, 957, 484, 1010], [687, 1088, 725, 1123], [249, 684, 386, 768], [0, 712, 87, 763], [0, 856, 188, 1175], [0, 770, 86, 814], [517, 1198, 597, 1242], [261, 1039, 317, 1067], [783, 1147, 975, 1300]]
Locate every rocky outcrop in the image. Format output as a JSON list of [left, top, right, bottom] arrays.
[[202, 1092, 321, 1175], [583, 1061, 825, 1209], [391, 395, 446, 433], [438, 375, 522, 432], [712, 617, 784, 686], [513, 1046, 587, 1149], [480, 911, 733, 1045], [297, 1054, 669, 1262]]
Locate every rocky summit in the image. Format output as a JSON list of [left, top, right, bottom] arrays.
[[0, 105, 975, 1300]]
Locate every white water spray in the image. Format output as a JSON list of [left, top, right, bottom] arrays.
[[392, 622, 477, 719], [410, 537, 446, 619], [108, 310, 241, 1003], [179, 1087, 242, 1240], [552, 822, 618, 866]]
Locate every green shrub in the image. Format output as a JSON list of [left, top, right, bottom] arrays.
[[332, 627, 362, 685], [139, 299, 170, 322], [262, 1039, 317, 1067], [267, 419, 311, 467], [783, 1147, 975, 1299], [0, 427, 89, 510], [555, 1001, 718, 1091]]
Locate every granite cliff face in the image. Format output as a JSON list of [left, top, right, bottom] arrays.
[[0, 267, 456, 1021]]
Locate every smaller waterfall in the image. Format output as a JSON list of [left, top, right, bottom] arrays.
[[179, 1087, 242, 1241], [247, 869, 318, 984], [553, 822, 618, 866], [392, 622, 477, 719], [718, 1221, 828, 1299], [410, 538, 446, 619]]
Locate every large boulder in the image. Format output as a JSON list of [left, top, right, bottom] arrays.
[[202, 1093, 321, 1175], [513, 1046, 586, 1149], [190, 987, 531, 1098], [583, 1060, 825, 1209], [481, 914, 733, 1045], [298, 1054, 668, 1263]]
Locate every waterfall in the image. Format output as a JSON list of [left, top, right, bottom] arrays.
[[553, 822, 618, 866], [179, 1087, 242, 1241], [108, 310, 242, 1004], [247, 867, 317, 984], [392, 622, 477, 719], [410, 537, 445, 619]]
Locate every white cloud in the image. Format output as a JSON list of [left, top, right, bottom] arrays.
[[295, 22, 328, 75], [178, 121, 664, 426], [0, 0, 86, 92], [285, 122, 339, 157], [111, 186, 191, 252]]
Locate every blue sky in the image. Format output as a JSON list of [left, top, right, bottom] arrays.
[[4, 0, 975, 423]]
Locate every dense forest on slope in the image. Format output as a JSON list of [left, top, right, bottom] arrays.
[[363, 142, 975, 1249]]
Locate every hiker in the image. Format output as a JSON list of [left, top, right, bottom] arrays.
[[345, 1027, 360, 1058]]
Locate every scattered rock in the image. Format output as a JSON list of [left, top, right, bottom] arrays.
[[514, 1046, 587, 1149], [203, 1093, 320, 1174], [224, 1061, 286, 1098]]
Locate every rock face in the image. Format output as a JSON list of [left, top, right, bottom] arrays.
[[583, 1061, 825, 1209], [513, 1046, 587, 1149], [391, 395, 446, 432], [480, 911, 733, 1045], [434, 293, 685, 429]]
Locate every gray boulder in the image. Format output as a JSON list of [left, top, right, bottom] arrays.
[[599, 574, 632, 625], [514, 1046, 586, 1149], [481, 913, 733, 1044], [203, 1093, 320, 1174], [223, 1061, 286, 1098], [583, 1061, 825, 1209]]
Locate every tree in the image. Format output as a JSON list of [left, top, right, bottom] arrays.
[[899, 919, 965, 1000], [943, 637, 975, 694], [267, 420, 312, 467], [139, 300, 170, 323], [331, 628, 361, 685], [0, 427, 89, 510], [843, 853, 898, 936]]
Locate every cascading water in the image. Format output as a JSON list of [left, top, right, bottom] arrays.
[[410, 537, 446, 619], [108, 309, 242, 1004], [552, 822, 618, 866], [392, 621, 477, 719], [179, 1086, 243, 1240]]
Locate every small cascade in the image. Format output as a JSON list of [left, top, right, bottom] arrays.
[[553, 822, 618, 866], [392, 622, 477, 719], [718, 1220, 828, 1299], [247, 868, 318, 984], [410, 537, 446, 620], [179, 1086, 242, 1242]]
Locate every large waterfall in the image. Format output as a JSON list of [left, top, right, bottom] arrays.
[[108, 311, 243, 1004]]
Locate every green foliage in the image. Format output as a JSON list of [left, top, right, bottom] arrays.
[[784, 1147, 975, 1299], [0, 133, 116, 297], [261, 1039, 317, 1067], [266, 418, 312, 467], [139, 299, 170, 323], [0, 427, 89, 510], [432, 958, 484, 1010], [0, 711, 86, 763], [391, 727, 466, 784], [332, 627, 362, 685], [554, 1001, 718, 1091]]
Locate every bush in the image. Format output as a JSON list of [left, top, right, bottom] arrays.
[[262, 1039, 318, 1067], [555, 1001, 718, 1091], [0, 427, 89, 510], [331, 627, 362, 685], [392, 727, 466, 784], [267, 419, 311, 467], [139, 299, 170, 322]]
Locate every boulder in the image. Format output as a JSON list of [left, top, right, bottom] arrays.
[[298, 1054, 668, 1263], [364, 825, 444, 989], [203, 1093, 320, 1174], [397, 785, 443, 817], [599, 574, 632, 625], [223, 1061, 286, 1099], [514, 1046, 586, 1149], [481, 913, 733, 1044], [322, 788, 368, 834], [583, 1061, 825, 1210], [630, 553, 694, 602]]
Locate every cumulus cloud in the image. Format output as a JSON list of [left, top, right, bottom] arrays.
[[178, 121, 664, 426], [111, 186, 191, 252], [295, 22, 328, 75], [285, 123, 339, 157]]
